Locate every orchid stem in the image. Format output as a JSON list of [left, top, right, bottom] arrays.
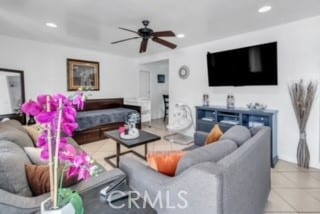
[[53, 98, 63, 209], [46, 96, 55, 206], [59, 166, 67, 190]]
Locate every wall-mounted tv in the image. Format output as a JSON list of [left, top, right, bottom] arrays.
[[207, 42, 278, 86]]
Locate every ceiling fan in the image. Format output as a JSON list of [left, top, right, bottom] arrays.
[[111, 20, 177, 53]]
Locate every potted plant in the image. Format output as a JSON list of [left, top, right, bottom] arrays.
[[289, 80, 318, 168], [22, 91, 98, 213]]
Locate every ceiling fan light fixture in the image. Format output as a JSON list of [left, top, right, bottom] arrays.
[[258, 5, 272, 13], [177, 34, 185, 38], [111, 20, 178, 53], [46, 22, 58, 28]]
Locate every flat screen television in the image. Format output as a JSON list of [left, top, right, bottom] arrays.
[[207, 42, 278, 86]]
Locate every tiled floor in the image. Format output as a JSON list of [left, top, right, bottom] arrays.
[[81, 119, 320, 214]]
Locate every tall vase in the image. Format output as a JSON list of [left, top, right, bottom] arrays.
[[289, 80, 317, 169], [297, 131, 310, 168], [41, 198, 75, 214]]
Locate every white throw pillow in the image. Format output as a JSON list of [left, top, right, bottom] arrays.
[[24, 147, 47, 165]]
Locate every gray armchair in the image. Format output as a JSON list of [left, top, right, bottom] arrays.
[[120, 158, 223, 214], [0, 169, 125, 214], [0, 120, 125, 214], [120, 127, 271, 214]]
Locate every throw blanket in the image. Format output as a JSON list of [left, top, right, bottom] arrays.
[[77, 108, 137, 131]]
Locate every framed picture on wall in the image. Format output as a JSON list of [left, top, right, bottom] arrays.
[[157, 74, 165, 83], [67, 58, 100, 91]]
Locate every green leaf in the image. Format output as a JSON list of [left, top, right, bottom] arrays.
[[58, 188, 84, 214], [70, 193, 84, 214]]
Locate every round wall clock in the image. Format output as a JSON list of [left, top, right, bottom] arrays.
[[178, 65, 190, 79]]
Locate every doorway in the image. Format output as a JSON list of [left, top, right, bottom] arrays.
[[139, 59, 169, 122], [139, 70, 150, 98]]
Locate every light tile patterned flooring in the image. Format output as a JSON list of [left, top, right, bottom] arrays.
[[81, 119, 320, 214]]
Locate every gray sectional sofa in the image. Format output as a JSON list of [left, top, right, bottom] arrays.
[[0, 120, 124, 214], [120, 125, 271, 214]]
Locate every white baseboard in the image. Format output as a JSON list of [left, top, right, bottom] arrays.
[[279, 154, 320, 169]]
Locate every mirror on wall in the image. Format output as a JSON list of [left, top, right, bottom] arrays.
[[0, 68, 25, 124]]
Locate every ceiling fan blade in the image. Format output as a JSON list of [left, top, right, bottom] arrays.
[[152, 37, 177, 49], [111, 37, 140, 44], [119, 27, 139, 35], [140, 39, 148, 53], [153, 31, 176, 37]]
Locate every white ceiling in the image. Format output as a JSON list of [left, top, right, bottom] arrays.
[[0, 0, 320, 57]]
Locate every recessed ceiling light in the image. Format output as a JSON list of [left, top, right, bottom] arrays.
[[45, 22, 58, 28], [177, 34, 185, 38], [258, 5, 272, 13]]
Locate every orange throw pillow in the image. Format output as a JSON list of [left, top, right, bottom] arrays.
[[205, 124, 223, 144], [147, 151, 186, 177]]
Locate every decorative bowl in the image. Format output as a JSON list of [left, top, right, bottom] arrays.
[[247, 103, 267, 111]]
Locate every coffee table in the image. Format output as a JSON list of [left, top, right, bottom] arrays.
[[104, 130, 161, 167], [82, 181, 156, 213]]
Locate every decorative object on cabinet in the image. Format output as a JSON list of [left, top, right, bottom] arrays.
[[178, 65, 190, 79], [288, 80, 318, 168], [195, 105, 278, 167], [67, 59, 99, 91], [226, 94, 235, 108], [247, 102, 267, 111], [0, 68, 25, 124], [203, 94, 209, 106]]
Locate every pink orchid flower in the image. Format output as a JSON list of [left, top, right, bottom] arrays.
[[22, 100, 42, 116], [37, 133, 48, 148], [66, 152, 93, 181], [40, 149, 49, 161], [60, 144, 77, 162], [63, 107, 77, 122], [119, 126, 126, 134], [78, 168, 91, 181], [62, 122, 78, 136], [22, 92, 97, 184], [36, 111, 56, 123]]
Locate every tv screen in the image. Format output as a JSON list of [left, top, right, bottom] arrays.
[[207, 42, 278, 86]]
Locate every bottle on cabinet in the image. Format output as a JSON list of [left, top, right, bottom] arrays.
[[227, 94, 235, 109]]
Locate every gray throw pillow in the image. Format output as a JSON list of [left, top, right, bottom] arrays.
[[220, 125, 251, 147], [176, 139, 237, 175], [0, 119, 29, 134], [24, 147, 47, 165], [0, 126, 34, 148], [0, 140, 33, 196]]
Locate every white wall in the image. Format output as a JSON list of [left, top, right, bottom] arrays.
[[140, 60, 169, 119], [0, 35, 139, 100], [138, 16, 320, 168]]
